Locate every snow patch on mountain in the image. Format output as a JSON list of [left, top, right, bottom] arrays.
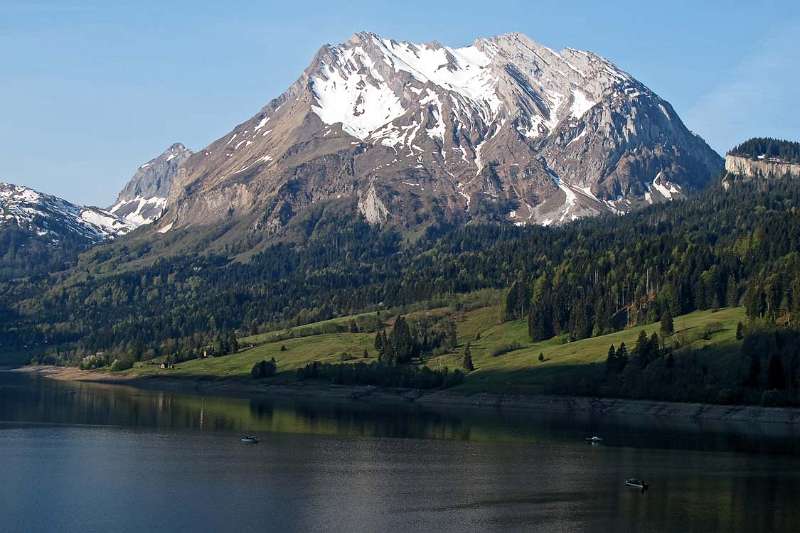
[[110, 143, 191, 227], [1, 182, 132, 242], [381, 38, 501, 118], [311, 47, 406, 139]]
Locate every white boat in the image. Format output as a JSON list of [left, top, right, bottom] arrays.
[[585, 436, 603, 443], [625, 478, 649, 491], [240, 435, 259, 444]]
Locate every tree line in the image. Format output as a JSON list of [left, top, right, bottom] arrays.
[[5, 174, 800, 374]]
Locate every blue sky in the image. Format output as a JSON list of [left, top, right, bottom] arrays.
[[1, 0, 799, 206]]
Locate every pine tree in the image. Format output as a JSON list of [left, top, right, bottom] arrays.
[[660, 310, 674, 336], [606, 344, 617, 374], [528, 274, 554, 341], [388, 316, 416, 364], [736, 322, 744, 340], [726, 275, 738, 307], [462, 343, 474, 371], [616, 342, 629, 371], [634, 330, 650, 367]]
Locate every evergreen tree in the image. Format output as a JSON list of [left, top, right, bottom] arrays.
[[462, 343, 474, 371], [387, 316, 416, 364], [726, 275, 738, 307], [736, 322, 744, 340], [616, 342, 629, 371], [528, 273, 554, 341], [606, 344, 617, 374], [660, 310, 674, 336], [374, 330, 385, 354], [634, 330, 650, 367], [503, 279, 528, 321]]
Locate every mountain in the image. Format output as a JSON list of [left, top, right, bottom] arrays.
[[0, 182, 132, 278], [154, 31, 721, 242], [109, 143, 192, 227], [1, 182, 131, 243]]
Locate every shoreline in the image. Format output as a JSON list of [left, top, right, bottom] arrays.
[[13, 365, 800, 426]]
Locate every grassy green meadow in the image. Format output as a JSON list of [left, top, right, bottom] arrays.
[[124, 301, 746, 396]]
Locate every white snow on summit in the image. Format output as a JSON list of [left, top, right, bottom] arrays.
[[0, 182, 133, 242], [311, 46, 406, 139]]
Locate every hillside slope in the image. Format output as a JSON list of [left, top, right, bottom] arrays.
[[124, 305, 746, 402]]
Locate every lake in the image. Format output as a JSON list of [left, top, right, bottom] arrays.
[[1, 370, 799, 532]]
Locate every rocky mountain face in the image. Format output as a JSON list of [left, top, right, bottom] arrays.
[[110, 143, 192, 227], [0, 182, 132, 244], [725, 154, 800, 180], [154, 32, 721, 238]]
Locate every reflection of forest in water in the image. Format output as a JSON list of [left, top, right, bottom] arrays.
[[2, 371, 800, 456]]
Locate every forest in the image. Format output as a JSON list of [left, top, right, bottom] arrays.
[[4, 173, 800, 403], [729, 137, 800, 163]]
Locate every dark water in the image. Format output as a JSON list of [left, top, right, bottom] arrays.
[[2, 371, 800, 532]]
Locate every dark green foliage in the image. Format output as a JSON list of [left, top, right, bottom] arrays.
[[502, 278, 529, 321], [528, 274, 554, 341], [296, 361, 464, 389], [730, 137, 800, 163], [374, 314, 456, 365], [590, 323, 800, 405], [660, 310, 674, 336], [110, 357, 133, 372], [0, 225, 95, 281], [8, 176, 800, 368], [79, 353, 109, 370], [605, 343, 628, 375], [251, 358, 277, 379], [538, 352, 544, 362], [462, 343, 474, 371], [380, 316, 416, 365], [736, 322, 744, 340], [726, 275, 739, 307], [213, 330, 239, 356]]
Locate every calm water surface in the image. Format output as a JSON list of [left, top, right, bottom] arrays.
[[1, 370, 799, 532]]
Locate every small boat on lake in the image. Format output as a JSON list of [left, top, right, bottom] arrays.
[[625, 478, 648, 492], [240, 435, 259, 444], [585, 436, 603, 443]]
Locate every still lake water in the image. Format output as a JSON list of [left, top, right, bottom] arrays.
[[1, 371, 800, 532]]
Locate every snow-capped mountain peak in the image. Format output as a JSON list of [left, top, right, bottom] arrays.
[[155, 31, 721, 238], [0, 182, 132, 243]]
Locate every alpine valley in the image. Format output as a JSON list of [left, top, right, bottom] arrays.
[[5, 32, 800, 410]]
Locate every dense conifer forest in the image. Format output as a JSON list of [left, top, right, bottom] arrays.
[[4, 173, 800, 405], [729, 137, 800, 162]]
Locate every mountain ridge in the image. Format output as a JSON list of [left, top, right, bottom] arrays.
[[149, 31, 721, 246], [1, 181, 132, 243], [110, 142, 192, 227]]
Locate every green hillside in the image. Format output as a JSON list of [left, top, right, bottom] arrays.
[[124, 305, 746, 398]]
